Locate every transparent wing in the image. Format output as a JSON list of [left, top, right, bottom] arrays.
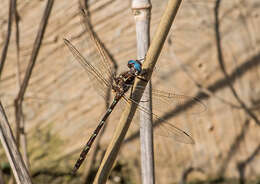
[[122, 95, 195, 144], [64, 39, 112, 98], [80, 8, 115, 82], [135, 85, 207, 115]]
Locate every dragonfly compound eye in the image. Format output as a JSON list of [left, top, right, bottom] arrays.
[[128, 60, 142, 74]]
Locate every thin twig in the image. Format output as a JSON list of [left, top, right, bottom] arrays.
[[12, 0, 30, 172], [14, 0, 21, 87], [0, 0, 15, 78], [14, 0, 54, 170], [0, 102, 32, 184], [94, 0, 183, 183]]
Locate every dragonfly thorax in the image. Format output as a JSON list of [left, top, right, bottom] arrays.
[[113, 71, 136, 96], [112, 60, 142, 96]]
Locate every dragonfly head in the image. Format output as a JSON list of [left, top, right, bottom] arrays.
[[128, 60, 142, 75]]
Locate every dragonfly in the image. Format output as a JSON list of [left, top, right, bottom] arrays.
[[64, 8, 206, 174]]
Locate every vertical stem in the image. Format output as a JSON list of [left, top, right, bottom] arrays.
[[14, 0, 54, 171], [132, 0, 155, 183], [12, 0, 30, 171]]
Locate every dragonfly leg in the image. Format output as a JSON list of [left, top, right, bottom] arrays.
[[129, 84, 135, 100]]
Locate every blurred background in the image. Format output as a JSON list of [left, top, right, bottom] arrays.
[[0, 0, 260, 183]]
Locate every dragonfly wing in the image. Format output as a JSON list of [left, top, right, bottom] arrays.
[[80, 9, 115, 82], [64, 39, 112, 99], [122, 96, 195, 144], [134, 85, 207, 115]]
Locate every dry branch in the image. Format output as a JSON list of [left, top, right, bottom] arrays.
[[0, 0, 16, 78], [14, 0, 54, 170], [0, 102, 32, 184]]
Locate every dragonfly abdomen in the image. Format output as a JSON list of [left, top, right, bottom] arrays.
[[72, 98, 120, 173]]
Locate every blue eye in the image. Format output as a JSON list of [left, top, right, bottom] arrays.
[[128, 60, 142, 73], [128, 60, 135, 65]]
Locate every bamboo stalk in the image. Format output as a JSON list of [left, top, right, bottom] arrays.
[[93, 0, 183, 183], [0, 102, 32, 184], [132, 0, 155, 183]]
